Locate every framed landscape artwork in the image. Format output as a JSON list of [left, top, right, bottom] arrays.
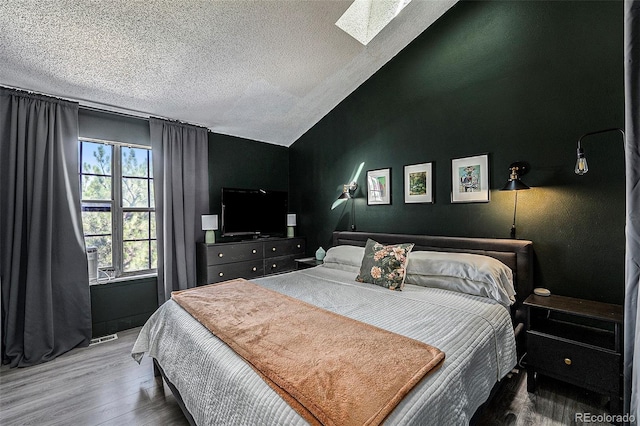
[[367, 168, 391, 205], [451, 154, 490, 203], [404, 162, 434, 204]]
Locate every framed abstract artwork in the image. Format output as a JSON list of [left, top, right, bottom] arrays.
[[367, 168, 391, 205], [451, 154, 490, 203], [404, 162, 434, 204]]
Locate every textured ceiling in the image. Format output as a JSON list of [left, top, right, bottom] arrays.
[[0, 0, 456, 146]]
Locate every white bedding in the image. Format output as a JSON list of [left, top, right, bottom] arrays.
[[132, 265, 517, 425]]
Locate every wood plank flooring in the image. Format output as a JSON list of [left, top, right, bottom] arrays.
[[476, 369, 613, 425], [0, 328, 188, 426], [1, 327, 613, 425]]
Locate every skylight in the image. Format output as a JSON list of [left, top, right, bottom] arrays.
[[336, 0, 413, 45]]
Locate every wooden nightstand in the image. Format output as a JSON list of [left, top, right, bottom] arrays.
[[524, 294, 623, 414], [294, 257, 323, 270]]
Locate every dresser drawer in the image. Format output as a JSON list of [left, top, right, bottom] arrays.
[[264, 255, 297, 275], [527, 331, 620, 394], [205, 242, 263, 265], [204, 260, 264, 284], [264, 238, 305, 259]]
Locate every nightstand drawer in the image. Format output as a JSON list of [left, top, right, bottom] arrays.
[[205, 242, 263, 265], [527, 331, 620, 394], [264, 238, 305, 259], [204, 260, 264, 284]]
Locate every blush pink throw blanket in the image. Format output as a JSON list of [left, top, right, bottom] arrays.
[[172, 279, 445, 426]]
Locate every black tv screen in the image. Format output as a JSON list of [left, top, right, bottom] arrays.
[[221, 188, 288, 237]]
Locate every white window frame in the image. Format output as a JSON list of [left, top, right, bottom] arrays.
[[79, 137, 157, 279]]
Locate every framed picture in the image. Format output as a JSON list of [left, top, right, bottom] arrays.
[[404, 162, 434, 204], [367, 168, 391, 205], [451, 154, 490, 203]]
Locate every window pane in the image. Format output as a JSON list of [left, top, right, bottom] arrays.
[[123, 241, 151, 272], [151, 240, 157, 269], [82, 208, 112, 236], [123, 211, 150, 240], [150, 212, 156, 239], [85, 236, 112, 268], [150, 179, 155, 207], [81, 175, 112, 201], [122, 177, 150, 207], [81, 142, 112, 175], [122, 147, 149, 178]]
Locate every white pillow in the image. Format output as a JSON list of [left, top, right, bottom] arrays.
[[405, 251, 516, 307], [322, 245, 365, 273]]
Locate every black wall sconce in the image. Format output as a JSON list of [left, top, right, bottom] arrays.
[[338, 182, 358, 200], [336, 182, 358, 231], [500, 162, 530, 239], [574, 128, 626, 175]]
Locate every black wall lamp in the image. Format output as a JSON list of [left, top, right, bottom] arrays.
[[500, 162, 530, 239], [338, 182, 358, 200], [336, 182, 358, 231], [574, 128, 626, 175]]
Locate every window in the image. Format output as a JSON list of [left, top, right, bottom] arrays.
[[79, 139, 156, 278]]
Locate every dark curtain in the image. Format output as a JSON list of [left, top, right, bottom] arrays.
[[150, 118, 209, 304], [625, 0, 640, 420], [0, 88, 91, 367]]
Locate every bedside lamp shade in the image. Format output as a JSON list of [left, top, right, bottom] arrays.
[[287, 214, 296, 238], [202, 214, 218, 244]]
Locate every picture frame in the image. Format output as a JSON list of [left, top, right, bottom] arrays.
[[404, 162, 434, 204], [451, 154, 490, 203], [367, 168, 391, 205]]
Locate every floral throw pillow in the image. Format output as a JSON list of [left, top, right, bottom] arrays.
[[356, 239, 415, 290]]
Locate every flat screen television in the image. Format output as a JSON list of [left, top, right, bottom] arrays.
[[221, 187, 288, 237]]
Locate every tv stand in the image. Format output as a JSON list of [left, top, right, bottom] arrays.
[[196, 237, 305, 285]]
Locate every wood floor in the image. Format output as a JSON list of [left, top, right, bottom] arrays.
[[476, 368, 612, 425], [0, 327, 613, 425], [0, 328, 188, 426]]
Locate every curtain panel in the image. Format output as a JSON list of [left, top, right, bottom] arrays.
[[625, 1, 640, 421], [150, 118, 209, 305], [0, 88, 91, 367]]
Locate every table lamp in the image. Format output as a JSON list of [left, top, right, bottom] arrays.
[[202, 214, 218, 244], [287, 214, 297, 238]]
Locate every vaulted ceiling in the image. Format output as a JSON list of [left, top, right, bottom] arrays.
[[0, 1, 456, 146]]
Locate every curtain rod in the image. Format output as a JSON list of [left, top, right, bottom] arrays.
[[1, 83, 213, 132]]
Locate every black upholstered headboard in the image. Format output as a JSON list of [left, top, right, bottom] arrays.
[[332, 231, 534, 328]]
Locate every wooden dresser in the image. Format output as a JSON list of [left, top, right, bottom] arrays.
[[196, 237, 305, 285], [524, 294, 623, 414]]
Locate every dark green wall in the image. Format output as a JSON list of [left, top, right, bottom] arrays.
[[290, 1, 625, 304], [208, 132, 290, 242]]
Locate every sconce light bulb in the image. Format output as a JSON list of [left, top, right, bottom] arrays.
[[575, 156, 588, 175]]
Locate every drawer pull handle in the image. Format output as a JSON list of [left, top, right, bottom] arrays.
[[219, 272, 224, 277], [252, 267, 257, 272], [272, 247, 276, 252], [564, 358, 572, 366], [297, 244, 301, 248], [252, 249, 257, 254], [218, 253, 224, 258], [272, 264, 277, 268]]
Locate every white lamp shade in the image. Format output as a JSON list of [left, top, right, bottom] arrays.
[[287, 214, 297, 227], [202, 214, 219, 231]]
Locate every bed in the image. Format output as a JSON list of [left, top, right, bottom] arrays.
[[132, 231, 533, 425]]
